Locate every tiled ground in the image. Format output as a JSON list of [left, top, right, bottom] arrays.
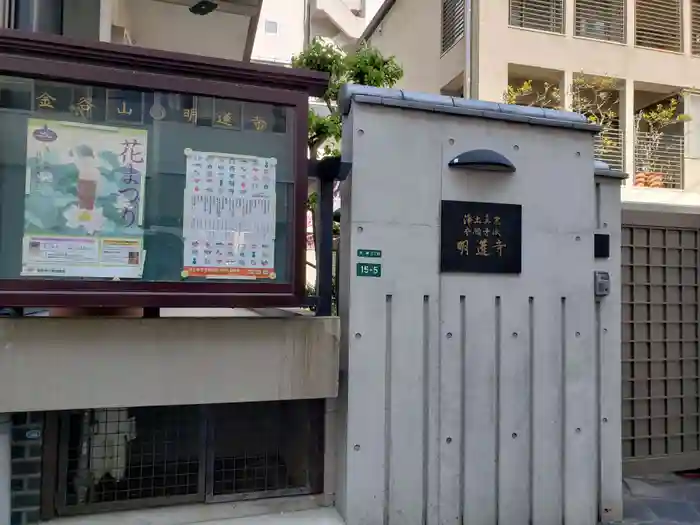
[[622, 474, 700, 524]]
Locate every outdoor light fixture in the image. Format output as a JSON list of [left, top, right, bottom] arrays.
[[190, 0, 219, 15], [448, 149, 516, 173]]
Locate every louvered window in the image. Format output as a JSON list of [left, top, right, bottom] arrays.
[[509, 0, 564, 33], [575, 0, 625, 42], [692, 0, 700, 55], [442, 0, 465, 54], [635, 0, 682, 52]]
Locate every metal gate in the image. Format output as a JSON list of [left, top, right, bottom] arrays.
[[622, 210, 700, 475]]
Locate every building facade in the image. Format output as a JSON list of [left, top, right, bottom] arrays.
[[364, 0, 700, 195], [252, 0, 383, 66]]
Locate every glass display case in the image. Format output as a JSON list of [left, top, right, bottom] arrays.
[[0, 30, 327, 308]]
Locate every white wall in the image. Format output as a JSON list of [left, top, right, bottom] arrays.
[[252, 0, 306, 64], [120, 0, 250, 61], [366, 0, 441, 93]]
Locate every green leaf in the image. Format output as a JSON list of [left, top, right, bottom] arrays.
[[294, 37, 404, 161]]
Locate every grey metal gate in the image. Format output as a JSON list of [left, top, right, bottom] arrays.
[[622, 210, 700, 475]]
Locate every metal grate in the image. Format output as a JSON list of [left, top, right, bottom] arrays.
[[635, 0, 682, 52], [441, 0, 465, 54], [58, 406, 202, 511], [509, 0, 565, 33], [634, 132, 684, 189], [208, 401, 324, 501], [51, 401, 325, 517], [574, 0, 625, 42], [692, 0, 700, 55], [595, 128, 625, 172], [622, 218, 700, 474]]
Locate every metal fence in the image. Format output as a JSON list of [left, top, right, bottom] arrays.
[[634, 132, 684, 189], [622, 211, 700, 475], [595, 128, 625, 172], [44, 401, 325, 517]]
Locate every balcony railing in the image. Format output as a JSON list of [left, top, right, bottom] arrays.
[[595, 128, 625, 172], [442, 0, 465, 54], [574, 0, 625, 42], [633, 132, 684, 189], [635, 0, 682, 52], [508, 0, 564, 34]]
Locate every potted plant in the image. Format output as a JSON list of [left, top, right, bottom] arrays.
[[633, 96, 689, 188]]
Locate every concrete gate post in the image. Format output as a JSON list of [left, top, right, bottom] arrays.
[[335, 86, 625, 525]]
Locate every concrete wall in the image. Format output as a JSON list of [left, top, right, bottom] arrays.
[[0, 316, 339, 413], [336, 92, 622, 524], [113, 0, 251, 61], [62, 0, 101, 41], [366, 0, 442, 93]]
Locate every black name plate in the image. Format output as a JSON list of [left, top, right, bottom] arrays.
[[440, 200, 522, 274]]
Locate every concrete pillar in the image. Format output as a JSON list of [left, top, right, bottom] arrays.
[[99, 0, 114, 42], [560, 70, 573, 110], [564, 0, 575, 36], [14, 0, 63, 34], [683, 0, 692, 54], [625, 0, 635, 46], [682, 91, 700, 192], [621, 78, 636, 181], [0, 414, 10, 525]]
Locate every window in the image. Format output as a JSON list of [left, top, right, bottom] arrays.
[[441, 0, 465, 54], [508, 0, 565, 34], [574, 0, 625, 42], [43, 401, 325, 517], [264, 20, 278, 34], [635, 0, 682, 52]]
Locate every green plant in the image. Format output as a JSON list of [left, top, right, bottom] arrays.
[[634, 96, 690, 182], [504, 75, 621, 160], [293, 38, 403, 159], [293, 38, 403, 291]]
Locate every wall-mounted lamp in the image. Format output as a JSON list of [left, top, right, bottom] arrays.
[[448, 149, 516, 173], [190, 0, 219, 15]]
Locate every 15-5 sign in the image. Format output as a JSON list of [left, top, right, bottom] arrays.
[[357, 262, 382, 278]]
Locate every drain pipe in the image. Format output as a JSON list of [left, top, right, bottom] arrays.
[[464, 0, 479, 99], [0, 414, 10, 525]]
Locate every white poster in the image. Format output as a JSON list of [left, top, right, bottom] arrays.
[[181, 149, 277, 280], [22, 119, 147, 278]]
